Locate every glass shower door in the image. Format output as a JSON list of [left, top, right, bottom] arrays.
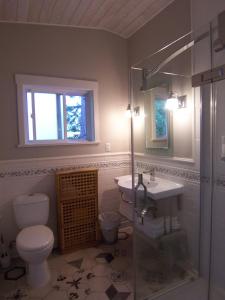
[[131, 24, 212, 300], [207, 15, 225, 300]]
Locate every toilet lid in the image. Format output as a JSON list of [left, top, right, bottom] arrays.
[[17, 225, 54, 252]]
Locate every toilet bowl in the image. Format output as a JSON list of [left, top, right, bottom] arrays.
[[13, 194, 54, 288], [16, 225, 54, 288]]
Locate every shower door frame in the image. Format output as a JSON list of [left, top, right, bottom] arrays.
[[130, 20, 224, 299]]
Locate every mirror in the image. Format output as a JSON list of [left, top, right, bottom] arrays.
[[132, 39, 197, 161]]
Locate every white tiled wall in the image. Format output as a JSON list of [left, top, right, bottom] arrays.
[[0, 153, 130, 247], [134, 156, 201, 271]]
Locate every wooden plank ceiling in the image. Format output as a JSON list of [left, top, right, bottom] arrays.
[[0, 0, 174, 38]]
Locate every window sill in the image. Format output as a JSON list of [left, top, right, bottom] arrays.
[[17, 141, 100, 147]]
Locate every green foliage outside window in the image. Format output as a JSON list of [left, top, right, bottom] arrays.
[[154, 99, 168, 139]]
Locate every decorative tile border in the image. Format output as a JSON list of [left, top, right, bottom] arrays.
[[0, 152, 202, 184], [0, 159, 130, 179], [136, 161, 200, 184]]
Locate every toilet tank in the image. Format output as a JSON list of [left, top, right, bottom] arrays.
[[13, 193, 49, 229]]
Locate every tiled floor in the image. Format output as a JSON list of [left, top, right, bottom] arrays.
[[0, 227, 134, 300]]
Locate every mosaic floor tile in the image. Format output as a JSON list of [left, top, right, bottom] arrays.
[[85, 248, 103, 258], [0, 226, 134, 300], [67, 283, 90, 299], [105, 283, 131, 300], [4, 288, 30, 300], [48, 256, 66, 271], [86, 272, 95, 280], [113, 281, 131, 294], [68, 258, 83, 269], [113, 292, 131, 300], [96, 253, 114, 264], [44, 289, 68, 300], [110, 257, 130, 272], [106, 284, 118, 299], [14, 274, 55, 299], [0, 276, 17, 296], [63, 250, 87, 263], [89, 276, 112, 293], [92, 264, 112, 277], [81, 257, 97, 270], [111, 270, 128, 283], [85, 292, 109, 300], [4, 267, 26, 281]]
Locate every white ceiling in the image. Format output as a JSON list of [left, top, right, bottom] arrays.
[[0, 0, 174, 38]]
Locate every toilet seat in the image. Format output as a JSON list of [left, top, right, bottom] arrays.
[[17, 225, 54, 252]]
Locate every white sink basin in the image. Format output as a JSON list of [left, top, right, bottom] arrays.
[[115, 174, 184, 200]]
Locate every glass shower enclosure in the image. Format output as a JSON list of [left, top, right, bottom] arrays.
[[130, 14, 225, 300]]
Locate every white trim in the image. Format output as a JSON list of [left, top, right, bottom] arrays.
[[0, 152, 131, 177], [15, 74, 98, 93], [0, 152, 131, 166], [17, 140, 101, 147], [15, 74, 100, 146], [31, 91, 36, 140], [62, 94, 67, 141]]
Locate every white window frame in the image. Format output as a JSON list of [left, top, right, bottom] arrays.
[[15, 74, 100, 147]]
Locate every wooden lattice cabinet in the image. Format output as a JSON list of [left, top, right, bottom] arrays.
[[56, 168, 100, 253]]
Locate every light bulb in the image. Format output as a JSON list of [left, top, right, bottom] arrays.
[[165, 92, 178, 111]]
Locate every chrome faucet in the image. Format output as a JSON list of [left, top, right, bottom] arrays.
[[143, 167, 155, 181]]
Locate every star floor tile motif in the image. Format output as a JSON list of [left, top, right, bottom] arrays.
[[4, 288, 28, 300], [0, 226, 134, 300], [66, 277, 82, 289]]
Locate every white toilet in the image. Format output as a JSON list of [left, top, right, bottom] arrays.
[[13, 193, 54, 288]]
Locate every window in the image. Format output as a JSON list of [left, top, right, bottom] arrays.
[[16, 75, 99, 146], [153, 98, 168, 140]]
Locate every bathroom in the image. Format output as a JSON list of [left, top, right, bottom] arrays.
[[0, 0, 225, 299]]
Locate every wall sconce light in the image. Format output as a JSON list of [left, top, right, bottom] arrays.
[[125, 104, 132, 118], [133, 106, 140, 117], [125, 104, 140, 118], [178, 95, 187, 109], [165, 92, 187, 111]]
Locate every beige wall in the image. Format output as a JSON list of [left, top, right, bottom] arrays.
[[0, 23, 129, 160], [192, 0, 225, 30], [128, 0, 191, 67]]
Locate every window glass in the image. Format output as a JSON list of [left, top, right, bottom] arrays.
[[25, 92, 89, 142], [26, 92, 33, 141], [66, 95, 86, 140], [33, 93, 58, 140]]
